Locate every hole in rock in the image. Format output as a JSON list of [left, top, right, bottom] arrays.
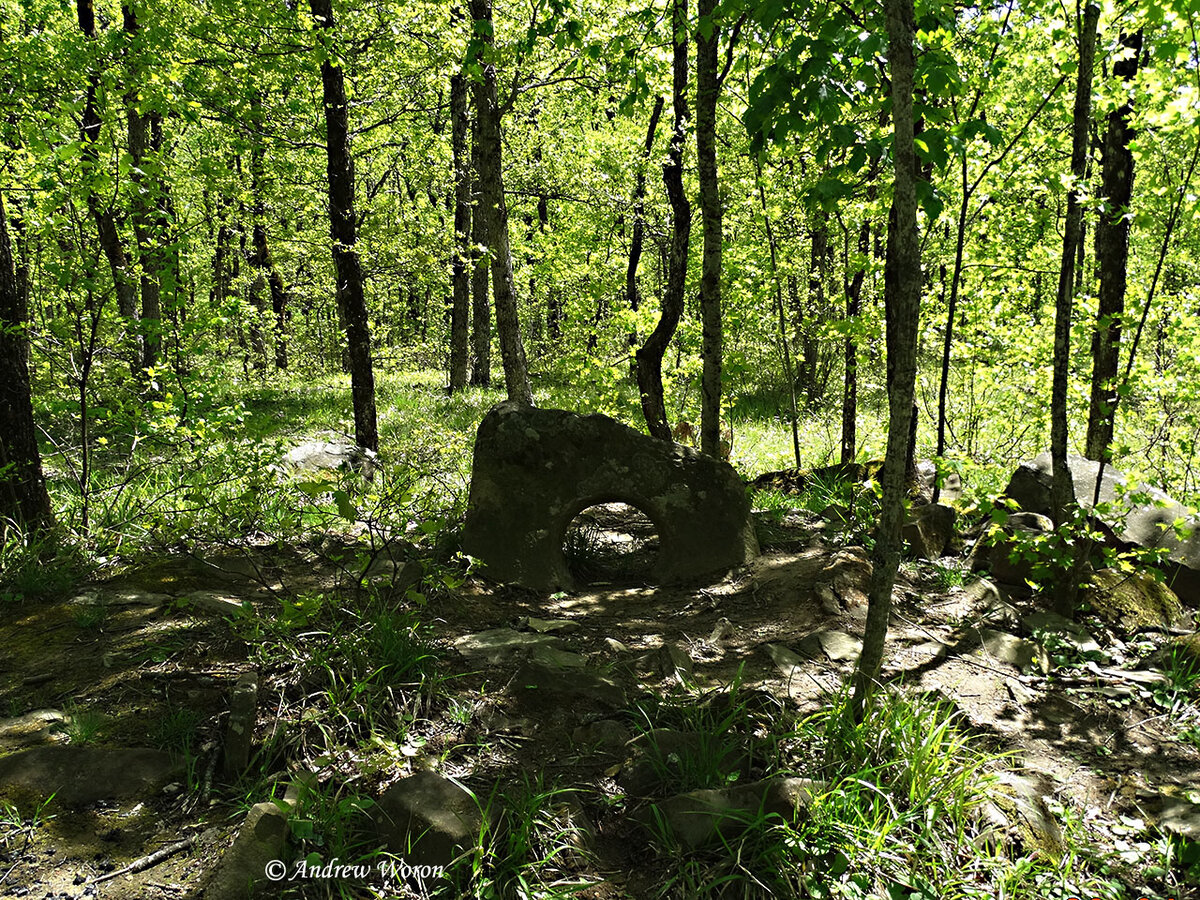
[[563, 502, 660, 586]]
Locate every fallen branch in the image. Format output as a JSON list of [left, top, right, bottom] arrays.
[[84, 833, 198, 886]]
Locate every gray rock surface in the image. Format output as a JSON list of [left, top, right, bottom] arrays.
[[1005, 452, 1200, 601], [462, 401, 758, 591], [203, 800, 293, 899], [373, 772, 482, 867], [225, 672, 259, 778], [0, 746, 181, 806], [643, 776, 818, 850], [283, 439, 381, 479], [453, 629, 561, 664], [903, 503, 956, 558]]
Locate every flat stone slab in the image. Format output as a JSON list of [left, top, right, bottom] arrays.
[[0, 711, 68, 752], [0, 746, 182, 806], [373, 772, 483, 868], [462, 401, 758, 591], [183, 589, 250, 617], [453, 629, 562, 663]]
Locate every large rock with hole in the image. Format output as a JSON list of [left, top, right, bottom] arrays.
[[462, 402, 758, 591], [1004, 452, 1200, 602]]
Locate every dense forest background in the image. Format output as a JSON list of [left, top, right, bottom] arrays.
[[1, 0, 1198, 547]]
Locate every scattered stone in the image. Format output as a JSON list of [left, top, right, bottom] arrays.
[[915, 459, 963, 503], [0, 747, 181, 807], [903, 503, 957, 558], [659, 642, 694, 683], [975, 628, 1047, 675], [707, 618, 735, 644], [572, 720, 633, 756], [203, 800, 294, 899], [99, 589, 172, 609], [642, 777, 818, 850], [224, 672, 259, 778], [985, 772, 1066, 857], [765, 643, 805, 680], [816, 585, 842, 616], [519, 617, 580, 634], [1004, 452, 1200, 602], [1082, 569, 1187, 631], [968, 512, 1055, 593], [183, 589, 250, 618], [1151, 793, 1200, 841], [1021, 611, 1101, 655], [373, 772, 483, 868], [462, 401, 758, 591], [604, 638, 630, 654], [795, 629, 861, 663], [0, 710, 68, 751], [453, 629, 561, 664], [283, 439, 381, 479], [528, 645, 587, 669]]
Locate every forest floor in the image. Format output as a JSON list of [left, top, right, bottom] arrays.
[[0, 503, 1199, 899]]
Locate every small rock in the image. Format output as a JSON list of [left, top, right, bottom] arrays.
[[795, 629, 861, 663], [642, 777, 818, 850], [183, 590, 250, 618], [519, 617, 580, 634], [976, 628, 1047, 675], [528, 646, 587, 669], [572, 720, 633, 756], [224, 672, 259, 778], [659, 642, 694, 683], [203, 800, 294, 898], [903, 503, 957, 559], [0, 710, 69, 752], [373, 772, 483, 868]]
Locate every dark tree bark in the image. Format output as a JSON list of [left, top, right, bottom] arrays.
[[1085, 29, 1142, 461], [626, 96, 665, 357], [77, 0, 139, 349], [309, 0, 378, 450], [637, 0, 690, 441], [696, 0, 723, 457], [247, 97, 290, 371], [469, 148, 491, 387], [1050, 3, 1100, 525], [0, 194, 53, 536], [469, 0, 533, 406], [448, 54, 471, 392], [852, 0, 921, 715], [841, 219, 869, 465]]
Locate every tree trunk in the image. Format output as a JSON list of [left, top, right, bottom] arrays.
[[309, 0, 378, 450], [637, 0, 690, 441], [247, 97, 290, 371], [448, 60, 471, 392], [841, 219, 869, 465], [626, 96, 665, 360], [77, 0, 139, 356], [1050, 2, 1100, 525], [469, 0, 533, 406], [1085, 29, 1142, 461], [469, 140, 491, 387], [696, 0, 723, 457], [0, 194, 53, 537], [852, 0, 921, 715]]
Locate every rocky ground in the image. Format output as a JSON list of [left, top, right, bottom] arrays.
[[0, 501, 1198, 899]]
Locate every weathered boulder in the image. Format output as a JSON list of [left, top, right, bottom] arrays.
[[283, 439, 381, 479], [203, 800, 293, 899], [968, 512, 1055, 593], [462, 402, 758, 591], [903, 502, 956, 558], [373, 772, 483, 867], [1004, 452, 1200, 602], [641, 776, 818, 850], [1081, 568, 1187, 631]]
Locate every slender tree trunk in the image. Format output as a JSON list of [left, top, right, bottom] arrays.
[[852, 0, 921, 715], [1050, 3, 1100, 526], [842, 219, 869, 465], [246, 98, 289, 371], [626, 96, 665, 361], [0, 194, 53, 537], [1086, 29, 1142, 461], [637, 0, 690, 440], [469, 150, 491, 387], [448, 57, 471, 393], [696, 0, 723, 457], [309, 0, 378, 450], [77, 0, 139, 359], [469, 0, 533, 406]]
